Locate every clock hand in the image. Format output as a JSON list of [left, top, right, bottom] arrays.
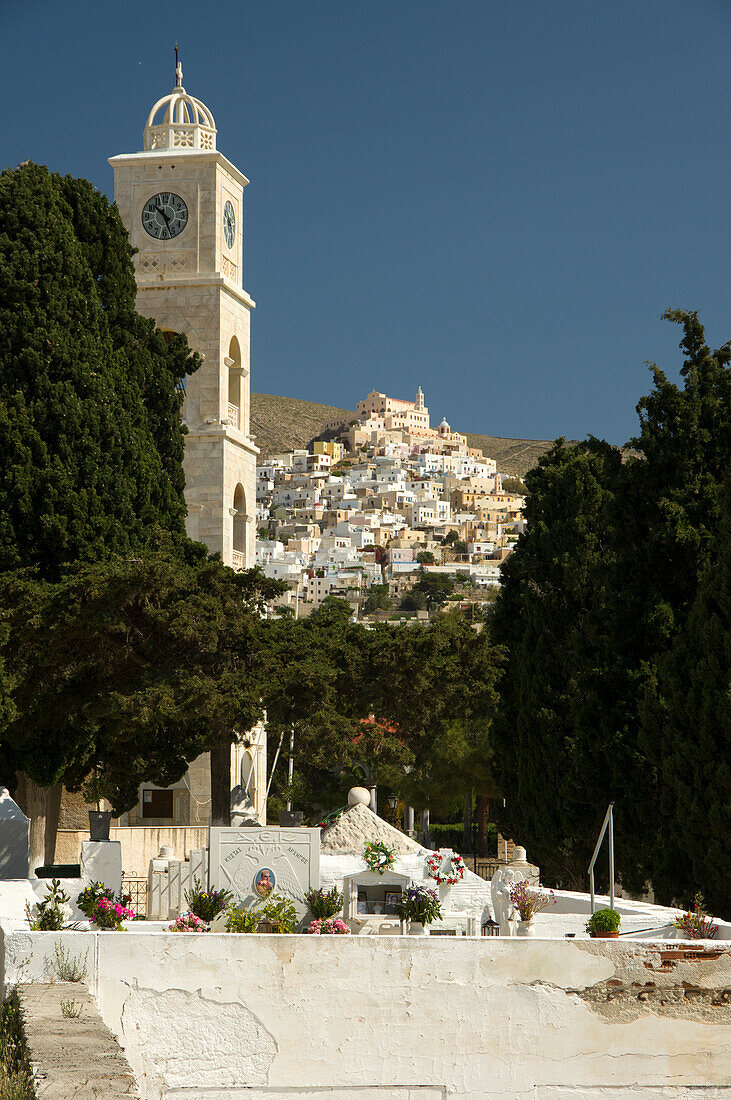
[[155, 204, 170, 226]]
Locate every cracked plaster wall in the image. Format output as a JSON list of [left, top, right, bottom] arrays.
[[2, 930, 729, 1099]]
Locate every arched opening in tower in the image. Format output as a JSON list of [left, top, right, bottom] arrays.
[[232, 483, 247, 569], [227, 335, 242, 428]]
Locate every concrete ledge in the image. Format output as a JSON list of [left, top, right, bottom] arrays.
[[19, 982, 139, 1098]]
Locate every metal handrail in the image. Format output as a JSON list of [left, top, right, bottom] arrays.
[[588, 801, 615, 915]]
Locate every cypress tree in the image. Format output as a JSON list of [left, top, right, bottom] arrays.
[[490, 438, 623, 887], [0, 162, 198, 579], [640, 478, 731, 914]]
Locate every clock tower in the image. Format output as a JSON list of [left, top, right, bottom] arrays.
[[109, 57, 257, 568]]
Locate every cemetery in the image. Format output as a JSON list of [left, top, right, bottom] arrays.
[[0, 785, 729, 1098]]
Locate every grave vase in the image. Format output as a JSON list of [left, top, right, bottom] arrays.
[[408, 921, 429, 936], [88, 811, 112, 842], [516, 919, 535, 937]]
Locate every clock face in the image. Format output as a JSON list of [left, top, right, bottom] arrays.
[[223, 200, 236, 249], [141, 192, 188, 240]]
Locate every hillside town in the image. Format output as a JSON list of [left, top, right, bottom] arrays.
[[255, 387, 527, 613]]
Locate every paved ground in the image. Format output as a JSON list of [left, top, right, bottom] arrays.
[[19, 982, 139, 1098]]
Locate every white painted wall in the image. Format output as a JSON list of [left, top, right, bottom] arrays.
[[3, 930, 729, 1099]]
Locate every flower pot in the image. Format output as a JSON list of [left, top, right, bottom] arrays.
[[88, 811, 112, 842], [516, 919, 535, 937], [278, 811, 303, 828], [408, 921, 429, 936], [590, 930, 619, 939], [257, 919, 280, 933]]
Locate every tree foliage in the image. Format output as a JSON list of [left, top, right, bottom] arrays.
[[260, 600, 504, 822], [639, 478, 731, 914], [0, 547, 282, 813], [492, 311, 730, 897], [0, 163, 199, 579]]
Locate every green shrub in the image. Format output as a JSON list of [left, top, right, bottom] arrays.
[[0, 989, 35, 1099], [585, 908, 621, 934], [184, 879, 233, 923], [225, 905, 261, 933], [77, 882, 114, 919], [305, 887, 343, 920], [260, 894, 297, 933]]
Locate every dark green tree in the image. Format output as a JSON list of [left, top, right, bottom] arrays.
[[257, 603, 504, 828], [402, 573, 454, 612], [0, 548, 282, 818], [639, 477, 731, 914], [492, 311, 731, 895], [363, 585, 391, 614], [0, 162, 199, 580], [490, 438, 622, 887]]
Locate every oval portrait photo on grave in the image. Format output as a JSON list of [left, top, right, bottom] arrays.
[[254, 868, 276, 897]]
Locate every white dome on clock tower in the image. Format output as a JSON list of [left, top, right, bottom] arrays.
[[143, 54, 217, 152]]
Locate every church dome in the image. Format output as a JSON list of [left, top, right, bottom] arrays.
[[143, 56, 217, 152]]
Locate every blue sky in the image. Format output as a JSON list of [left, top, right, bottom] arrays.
[[3, 0, 730, 444]]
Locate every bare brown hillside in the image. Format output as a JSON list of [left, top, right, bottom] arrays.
[[250, 393, 559, 477], [250, 394, 352, 458]]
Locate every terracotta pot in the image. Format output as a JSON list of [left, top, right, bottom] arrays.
[[590, 930, 619, 938]]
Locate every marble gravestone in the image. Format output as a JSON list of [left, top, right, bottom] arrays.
[[0, 788, 30, 879], [209, 827, 320, 921]]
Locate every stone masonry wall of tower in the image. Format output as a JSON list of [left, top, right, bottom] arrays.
[[108, 74, 258, 569]]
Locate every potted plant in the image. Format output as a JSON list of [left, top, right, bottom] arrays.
[[77, 881, 115, 919], [305, 886, 343, 920], [509, 880, 556, 936], [672, 894, 718, 940], [394, 885, 443, 935], [585, 908, 621, 938], [89, 896, 136, 931], [307, 917, 351, 934], [25, 879, 72, 931], [225, 905, 261, 933], [184, 878, 233, 924], [169, 913, 210, 933], [258, 894, 297, 933]]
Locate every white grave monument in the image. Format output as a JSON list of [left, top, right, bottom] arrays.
[[0, 789, 30, 879], [209, 827, 320, 922]]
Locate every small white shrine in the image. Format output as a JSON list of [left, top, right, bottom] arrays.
[[317, 787, 499, 935]]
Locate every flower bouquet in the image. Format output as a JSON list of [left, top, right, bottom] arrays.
[[307, 917, 351, 934], [77, 881, 115, 919], [184, 878, 233, 923], [305, 886, 343, 920], [394, 885, 443, 928], [90, 896, 136, 930], [673, 895, 717, 940], [169, 912, 210, 933], [508, 879, 555, 922]]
